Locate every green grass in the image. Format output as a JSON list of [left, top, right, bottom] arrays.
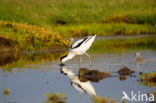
[[0, 0, 156, 51], [0, 0, 156, 37], [52, 23, 156, 37], [90, 35, 156, 53], [0, 0, 155, 25], [0, 21, 70, 52]]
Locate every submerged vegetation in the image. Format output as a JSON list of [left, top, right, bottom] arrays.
[[91, 96, 116, 103], [44, 92, 66, 103], [139, 72, 156, 87], [44, 91, 117, 103], [2, 89, 11, 96]]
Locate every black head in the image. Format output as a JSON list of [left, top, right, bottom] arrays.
[[60, 67, 67, 75], [60, 55, 68, 62]]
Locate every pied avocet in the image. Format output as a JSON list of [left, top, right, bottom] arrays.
[[60, 34, 96, 65], [60, 65, 96, 96]]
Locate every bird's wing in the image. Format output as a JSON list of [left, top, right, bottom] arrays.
[[70, 36, 89, 49], [71, 82, 84, 93]]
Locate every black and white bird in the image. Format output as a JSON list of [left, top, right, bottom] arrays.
[[60, 66, 96, 96], [60, 34, 96, 65]]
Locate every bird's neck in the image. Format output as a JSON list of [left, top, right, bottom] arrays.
[[61, 66, 75, 76], [62, 53, 75, 63]]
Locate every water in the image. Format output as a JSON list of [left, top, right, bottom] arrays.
[[0, 39, 156, 103]]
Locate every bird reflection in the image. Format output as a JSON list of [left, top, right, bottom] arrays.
[[60, 65, 96, 96]]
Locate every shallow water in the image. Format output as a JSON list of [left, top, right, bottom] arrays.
[[0, 49, 156, 103]]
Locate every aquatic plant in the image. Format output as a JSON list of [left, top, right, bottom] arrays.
[[2, 89, 10, 96], [91, 96, 116, 103], [44, 92, 66, 103], [139, 72, 156, 87]]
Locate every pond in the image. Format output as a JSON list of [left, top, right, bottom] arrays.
[[0, 35, 156, 103]]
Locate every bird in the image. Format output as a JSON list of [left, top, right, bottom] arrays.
[[60, 65, 96, 96], [60, 34, 96, 66], [136, 52, 145, 62], [136, 52, 145, 66]]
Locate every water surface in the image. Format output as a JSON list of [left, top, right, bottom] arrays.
[[0, 36, 156, 103]]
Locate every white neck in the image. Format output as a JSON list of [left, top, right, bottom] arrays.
[[62, 53, 75, 63], [61, 66, 75, 76]]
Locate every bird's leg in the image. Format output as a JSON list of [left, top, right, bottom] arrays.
[[79, 55, 82, 63], [79, 55, 82, 66], [85, 53, 92, 66]]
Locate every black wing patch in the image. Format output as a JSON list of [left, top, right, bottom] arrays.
[[70, 37, 88, 49], [60, 69, 67, 75], [84, 36, 93, 43], [71, 82, 88, 94]]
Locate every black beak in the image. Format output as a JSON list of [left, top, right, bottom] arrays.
[[60, 62, 66, 66]]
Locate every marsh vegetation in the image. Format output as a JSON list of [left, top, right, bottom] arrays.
[[0, 0, 156, 103], [0, 0, 156, 51]]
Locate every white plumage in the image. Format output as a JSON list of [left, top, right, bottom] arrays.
[[60, 34, 96, 65], [60, 66, 96, 96]]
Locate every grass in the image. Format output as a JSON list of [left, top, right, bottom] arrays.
[[90, 35, 156, 53], [0, 0, 155, 25], [0, 20, 70, 52], [52, 23, 156, 37], [139, 72, 156, 87], [0, 0, 156, 37]]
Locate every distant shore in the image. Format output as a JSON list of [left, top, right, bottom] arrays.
[[0, 0, 156, 51]]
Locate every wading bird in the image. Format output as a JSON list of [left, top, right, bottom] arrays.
[[136, 52, 145, 61], [136, 52, 145, 65], [60, 65, 96, 96], [60, 34, 96, 66]]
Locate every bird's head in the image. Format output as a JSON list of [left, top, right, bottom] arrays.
[[60, 53, 75, 65], [136, 52, 141, 57], [60, 55, 68, 64]]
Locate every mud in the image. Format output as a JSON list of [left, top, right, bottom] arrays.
[[78, 68, 111, 82]]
